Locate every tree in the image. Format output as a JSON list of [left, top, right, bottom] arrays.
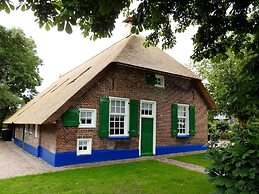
[[0, 25, 42, 130], [0, 1, 258, 53], [195, 50, 259, 126], [1, 1, 258, 117]]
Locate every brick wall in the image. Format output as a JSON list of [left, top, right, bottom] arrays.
[[55, 64, 208, 153], [14, 124, 40, 148], [40, 124, 57, 152]]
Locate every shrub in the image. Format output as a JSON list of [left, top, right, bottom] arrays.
[[208, 121, 217, 133], [219, 130, 233, 140], [207, 125, 259, 194], [216, 121, 230, 132]]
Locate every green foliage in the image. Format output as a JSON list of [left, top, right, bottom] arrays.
[[208, 121, 216, 134], [216, 121, 230, 132], [0, 1, 258, 56], [207, 125, 259, 194], [0, 25, 42, 125], [0, 160, 213, 194], [196, 51, 259, 123]]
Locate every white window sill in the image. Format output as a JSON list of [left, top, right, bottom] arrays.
[[77, 152, 92, 156], [78, 125, 96, 128], [154, 84, 165, 88]]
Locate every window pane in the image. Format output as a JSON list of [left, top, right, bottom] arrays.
[[121, 101, 125, 107], [115, 122, 119, 128], [121, 107, 125, 113], [115, 116, 120, 121], [81, 118, 86, 124], [116, 101, 120, 107], [110, 129, 114, 135], [87, 112, 92, 117], [120, 129, 124, 134], [110, 122, 114, 127], [111, 100, 115, 106], [111, 107, 115, 113], [81, 112, 86, 117], [86, 119, 92, 124], [116, 107, 120, 113], [115, 129, 119, 134], [83, 146, 87, 150], [79, 147, 82, 150]]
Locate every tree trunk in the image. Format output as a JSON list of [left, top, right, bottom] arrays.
[[238, 118, 248, 128]]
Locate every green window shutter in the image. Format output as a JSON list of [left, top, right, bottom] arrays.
[[146, 73, 156, 85], [62, 108, 80, 127], [171, 104, 178, 136], [129, 100, 138, 137], [189, 105, 196, 136], [99, 97, 109, 137]]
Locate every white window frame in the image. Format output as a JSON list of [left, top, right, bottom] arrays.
[[34, 124, 38, 138], [177, 104, 189, 136], [79, 108, 96, 128], [155, 74, 165, 88], [25, 124, 28, 134], [109, 97, 129, 137], [140, 101, 155, 118], [77, 138, 92, 156]]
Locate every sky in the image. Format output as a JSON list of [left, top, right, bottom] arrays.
[[0, 5, 197, 92]]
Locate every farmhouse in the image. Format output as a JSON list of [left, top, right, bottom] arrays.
[[4, 35, 215, 167]]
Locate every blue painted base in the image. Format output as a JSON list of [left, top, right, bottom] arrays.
[[13, 138, 207, 167], [156, 144, 207, 155], [14, 138, 39, 157]]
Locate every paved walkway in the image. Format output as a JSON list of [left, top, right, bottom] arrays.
[[0, 141, 61, 179], [0, 140, 206, 179], [155, 157, 205, 173]]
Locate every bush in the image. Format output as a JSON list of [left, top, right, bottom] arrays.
[[208, 121, 217, 133], [219, 130, 233, 140], [207, 125, 259, 194], [216, 121, 230, 132]]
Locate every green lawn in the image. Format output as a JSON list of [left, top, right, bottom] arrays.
[[0, 160, 213, 194], [170, 153, 212, 167]]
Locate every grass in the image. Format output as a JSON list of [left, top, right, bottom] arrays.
[[170, 153, 212, 167], [0, 160, 213, 194]]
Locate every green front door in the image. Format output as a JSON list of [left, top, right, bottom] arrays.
[[141, 118, 154, 156]]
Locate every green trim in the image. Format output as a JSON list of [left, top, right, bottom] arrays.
[[99, 97, 109, 137], [146, 73, 156, 85], [129, 100, 138, 137], [171, 104, 178, 136], [189, 105, 196, 136], [141, 118, 154, 156], [62, 108, 80, 127]]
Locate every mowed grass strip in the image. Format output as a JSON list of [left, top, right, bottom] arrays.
[[0, 160, 212, 194], [170, 153, 212, 167]]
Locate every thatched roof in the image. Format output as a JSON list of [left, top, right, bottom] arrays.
[[4, 35, 215, 124]]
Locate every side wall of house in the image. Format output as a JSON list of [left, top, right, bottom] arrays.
[[13, 124, 40, 157], [55, 65, 208, 154]]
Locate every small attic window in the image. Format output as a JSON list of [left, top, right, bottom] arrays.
[[155, 74, 165, 87]]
